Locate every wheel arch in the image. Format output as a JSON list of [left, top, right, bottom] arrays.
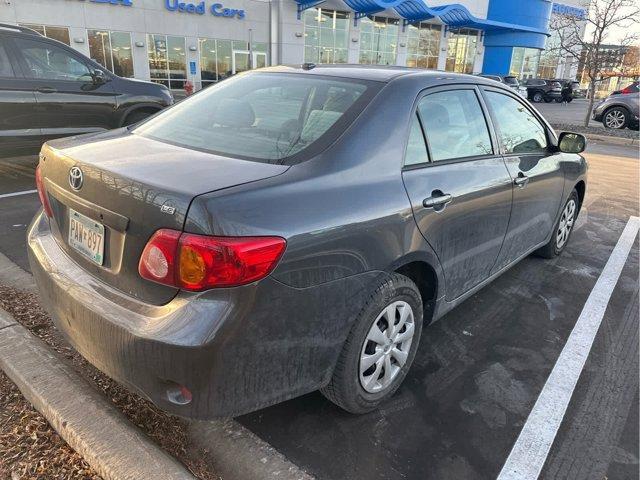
[[574, 180, 586, 211], [119, 104, 163, 127], [391, 255, 442, 323]]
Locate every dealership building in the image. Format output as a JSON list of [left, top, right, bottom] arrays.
[[0, 0, 587, 91]]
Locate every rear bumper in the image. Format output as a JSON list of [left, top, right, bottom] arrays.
[[28, 212, 377, 418]]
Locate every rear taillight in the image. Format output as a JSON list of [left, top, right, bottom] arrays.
[[35, 165, 53, 218], [138, 229, 286, 291], [621, 86, 633, 94]]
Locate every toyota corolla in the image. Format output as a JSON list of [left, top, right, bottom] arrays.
[[28, 65, 587, 418]]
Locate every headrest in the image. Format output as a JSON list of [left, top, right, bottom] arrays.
[[300, 110, 342, 143], [421, 102, 449, 127], [213, 98, 255, 128]]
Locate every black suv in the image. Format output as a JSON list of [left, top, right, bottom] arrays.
[[0, 24, 173, 155], [524, 78, 563, 103]]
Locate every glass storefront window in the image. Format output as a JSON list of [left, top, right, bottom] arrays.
[[406, 22, 441, 69], [88, 30, 134, 78], [199, 38, 268, 86], [303, 8, 349, 64], [445, 29, 478, 74], [148, 34, 186, 89], [537, 30, 560, 78], [19, 24, 70, 45], [359, 16, 399, 65], [510, 47, 541, 79]]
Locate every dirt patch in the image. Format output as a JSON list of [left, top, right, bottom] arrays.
[[0, 285, 220, 480]]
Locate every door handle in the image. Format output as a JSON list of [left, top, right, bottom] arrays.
[[423, 192, 453, 209], [514, 173, 529, 188], [36, 87, 57, 94]]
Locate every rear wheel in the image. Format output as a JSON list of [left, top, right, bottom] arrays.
[[544, 96, 553, 103], [321, 274, 423, 414], [536, 189, 579, 258], [532, 91, 544, 103], [603, 107, 629, 129]]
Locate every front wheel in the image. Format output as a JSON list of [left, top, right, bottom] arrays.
[[321, 274, 423, 414], [532, 91, 544, 103], [536, 190, 579, 258], [544, 96, 554, 103]]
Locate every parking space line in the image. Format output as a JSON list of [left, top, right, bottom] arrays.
[[0, 190, 38, 199], [497, 216, 640, 480]]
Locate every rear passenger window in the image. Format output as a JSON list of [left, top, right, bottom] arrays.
[[404, 113, 429, 166], [417, 90, 493, 161], [0, 43, 15, 77], [484, 91, 548, 154]]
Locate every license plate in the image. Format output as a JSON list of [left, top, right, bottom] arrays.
[[68, 209, 105, 265]]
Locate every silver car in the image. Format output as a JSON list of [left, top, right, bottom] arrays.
[[592, 86, 640, 130]]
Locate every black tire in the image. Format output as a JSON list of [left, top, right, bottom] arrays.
[[320, 273, 423, 414], [544, 96, 553, 103], [124, 109, 155, 126], [535, 189, 580, 259], [532, 91, 544, 103], [555, 98, 563, 103], [602, 106, 629, 129]]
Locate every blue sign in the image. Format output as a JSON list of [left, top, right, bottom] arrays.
[[189, 61, 197, 75], [164, 0, 245, 19], [552, 3, 586, 19]]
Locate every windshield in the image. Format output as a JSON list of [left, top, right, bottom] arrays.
[[134, 73, 377, 163], [503, 76, 519, 86]]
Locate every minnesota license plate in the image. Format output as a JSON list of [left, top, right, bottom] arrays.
[[68, 209, 104, 265]]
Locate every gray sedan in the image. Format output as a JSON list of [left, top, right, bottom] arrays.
[[28, 66, 587, 418], [592, 88, 640, 130]]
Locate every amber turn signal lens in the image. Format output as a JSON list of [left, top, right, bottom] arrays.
[[179, 245, 206, 286]]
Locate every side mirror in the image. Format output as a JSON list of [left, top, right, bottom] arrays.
[[558, 132, 586, 154], [92, 69, 107, 85]]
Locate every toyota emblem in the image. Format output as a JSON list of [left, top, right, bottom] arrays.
[[69, 166, 83, 191]]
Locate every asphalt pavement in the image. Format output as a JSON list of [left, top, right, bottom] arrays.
[[533, 98, 599, 128], [0, 143, 638, 480]]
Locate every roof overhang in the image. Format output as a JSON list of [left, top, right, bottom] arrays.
[[295, 0, 549, 35]]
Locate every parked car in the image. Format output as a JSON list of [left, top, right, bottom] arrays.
[[550, 79, 583, 102], [29, 65, 587, 418], [592, 89, 640, 130], [0, 23, 173, 156], [524, 78, 563, 103], [610, 81, 639, 96], [478, 74, 526, 97]]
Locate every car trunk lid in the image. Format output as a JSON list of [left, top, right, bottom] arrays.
[[39, 130, 289, 305]]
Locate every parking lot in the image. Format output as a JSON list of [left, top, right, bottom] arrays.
[[0, 134, 638, 479]]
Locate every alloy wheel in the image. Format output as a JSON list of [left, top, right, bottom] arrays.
[[359, 301, 415, 393], [556, 199, 576, 250], [604, 110, 626, 129]]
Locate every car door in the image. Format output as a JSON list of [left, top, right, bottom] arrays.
[[0, 35, 41, 152], [402, 86, 513, 300], [481, 87, 565, 273], [11, 36, 116, 138]]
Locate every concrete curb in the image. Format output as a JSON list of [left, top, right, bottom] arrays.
[[0, 251, 37, 294], [0, 252, 313, 480], [0, 308, 195, 480], [585, 133, 639, 146], [190, 419, 314, 480]]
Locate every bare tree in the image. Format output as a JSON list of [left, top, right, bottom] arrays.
[[549, 0, 640, 126]]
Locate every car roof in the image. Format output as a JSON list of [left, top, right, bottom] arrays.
[[0, 23, 42, 37], [259, 64, 485, 84]]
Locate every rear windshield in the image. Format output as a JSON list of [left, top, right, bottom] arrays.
[[503, 76, 519, 85], [134, 72, 378, 163]]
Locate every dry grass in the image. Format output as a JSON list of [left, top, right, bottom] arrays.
[[0, 285, 219, 480]]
